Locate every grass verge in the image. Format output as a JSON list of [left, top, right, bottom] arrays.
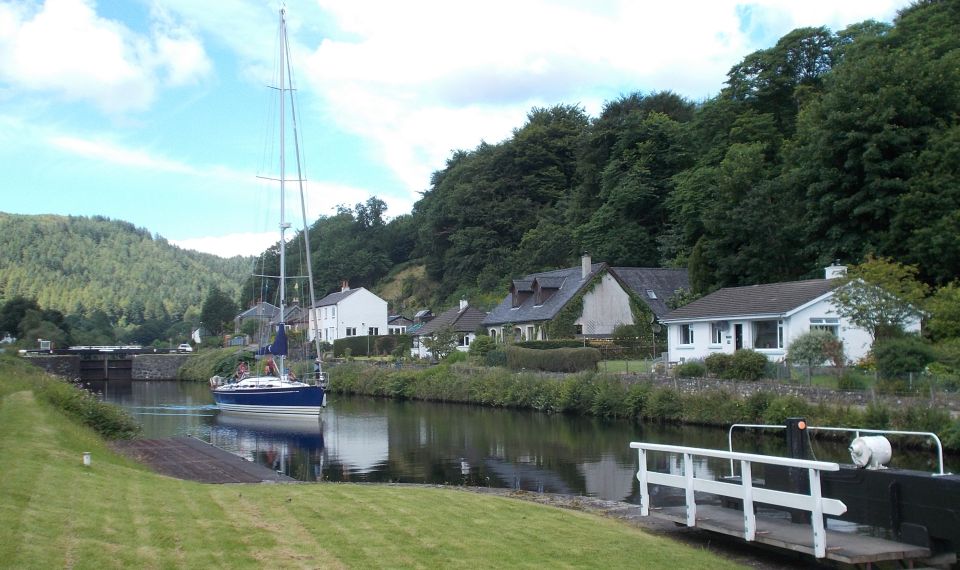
[[0, 356, 742, 569]]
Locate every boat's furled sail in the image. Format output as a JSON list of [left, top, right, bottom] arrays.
[[257, 324, 288, 356]]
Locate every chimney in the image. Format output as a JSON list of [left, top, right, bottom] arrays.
[[459, 299, 468, 311], [581, 252, 591, 279], [340, 279, 350, 292], [825, 260, 847, 279]]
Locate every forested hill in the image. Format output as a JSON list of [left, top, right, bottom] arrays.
[[284, 0, 959, 311], [0, 213, 249, 322]]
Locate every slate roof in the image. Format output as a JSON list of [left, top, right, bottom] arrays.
[[609, 267, 690, 318], [416, 305, 488, 336], [483, 263, 604, 326], [311, 288, 360, 308], [661, 279, 838, 322], [237, 302, 279, 320]]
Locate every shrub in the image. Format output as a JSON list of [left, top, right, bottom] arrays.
[[788, 330, 844, 383], [704, 353, 733, 377], [837, 370, 867, 390], [646, 387, 683, 422], [673, 360, 706, 378], [743, 391, 773, 422], [873, 336, 935, 379], [484, 348, 507, 367], [443, 350, 467, 364], [37, 379, 141, 439], [505, 346, 600, 372], [862, 402, 891, 429], [625, 381, 652, 418], [468, 335, 497, 357], [761, 395, 811, 424], [728, 349, 768, 381], [589, 377, 629, 418]]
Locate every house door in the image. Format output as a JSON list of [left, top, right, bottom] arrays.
[[734, 324, 743, 350]]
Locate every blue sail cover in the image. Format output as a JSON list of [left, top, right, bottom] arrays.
[[257, 323, 288, 356]]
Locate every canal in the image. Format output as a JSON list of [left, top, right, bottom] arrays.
[[88, 379, 958, 502]]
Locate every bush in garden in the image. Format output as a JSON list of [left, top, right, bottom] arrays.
[[673, 360, 706, 378], [873, 336, 935, 379], [704, 353, 733, 377], [728, 349, 768, 381]]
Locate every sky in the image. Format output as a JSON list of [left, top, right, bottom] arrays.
[[0, 0, 912, 258]]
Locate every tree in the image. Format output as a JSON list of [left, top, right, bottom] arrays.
[[200, 287, 238, 336], [925, 282, 960, 341], [787, 330, 845, 384], [831, 255, 929, 340], [422, 327, 458, 361]]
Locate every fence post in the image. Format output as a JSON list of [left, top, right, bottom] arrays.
[[684, 452, 696, 526], [741, 460, 755, 541]]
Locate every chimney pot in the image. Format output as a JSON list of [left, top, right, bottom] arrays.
[[581, 252, 592, 279]]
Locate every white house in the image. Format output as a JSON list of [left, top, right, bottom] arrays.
[[308, 282, 388, 343], [411, 300, 486, 359], [659, 264, 919, 365]]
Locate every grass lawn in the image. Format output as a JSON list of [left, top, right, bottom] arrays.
[[0, 359, 742, 569]]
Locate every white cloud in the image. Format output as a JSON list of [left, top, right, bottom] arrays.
[[171, 231, 275, 258], [0, 0, 211, 113]]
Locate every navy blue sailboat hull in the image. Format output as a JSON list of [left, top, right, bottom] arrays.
[[213, 385, 325, 416]]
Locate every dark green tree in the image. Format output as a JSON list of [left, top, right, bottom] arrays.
[[200, 287, 238, 336]]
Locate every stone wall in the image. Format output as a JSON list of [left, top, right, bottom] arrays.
[[132, 354, 190, 380], [24, 355, 80, 378], [627, 373, 960, 413]]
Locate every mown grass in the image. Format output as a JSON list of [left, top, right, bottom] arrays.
[[0, 356, 742, 569]]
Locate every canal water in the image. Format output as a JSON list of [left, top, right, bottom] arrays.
[[88, 380, 957, 502]]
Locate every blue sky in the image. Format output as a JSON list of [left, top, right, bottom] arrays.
[[0, 0, 910, 257]]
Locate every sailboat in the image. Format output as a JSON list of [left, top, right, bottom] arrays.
[[212, 7, 325, 416]]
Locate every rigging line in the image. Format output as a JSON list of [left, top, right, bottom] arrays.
[[284, 28, 324, 368]]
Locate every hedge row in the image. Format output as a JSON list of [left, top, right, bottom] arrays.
[[505, 346, 600, 372], [513, 340, 586, 350], [327, 362, 960, 451]]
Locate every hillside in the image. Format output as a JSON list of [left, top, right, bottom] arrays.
[[0, 213, 249, 322]]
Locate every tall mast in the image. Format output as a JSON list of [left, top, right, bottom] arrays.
[[277, 7, 289, 376]]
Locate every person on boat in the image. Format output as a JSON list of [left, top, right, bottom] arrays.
[[264, 355, 279, 377], [286, 367, 297, 381], [235, 361, 249, 380]]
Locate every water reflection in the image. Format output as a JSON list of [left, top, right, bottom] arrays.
[[87, 380, 958, 502]]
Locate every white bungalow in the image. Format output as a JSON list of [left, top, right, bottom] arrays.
[[660, 264, 919, 365]]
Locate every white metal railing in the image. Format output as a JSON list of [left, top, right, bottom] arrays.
[[727, 423, 949, 476], [630, 442, 847, 558]]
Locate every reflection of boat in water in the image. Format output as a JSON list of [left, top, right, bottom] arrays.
[[213, 413, 326, 479]]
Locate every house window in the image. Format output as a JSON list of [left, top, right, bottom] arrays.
[[754, 320, 783, 349], [331, 307, 336, 318], [526, 326, 535, 341], [345, 327, 356, 336], [680, 324, 694, 345], [710, 322, 724, 344], [458, 334, 469, 347], [368, 327, 378, 336], [810, 317, 839, 336], [412, 336, 420, 348]]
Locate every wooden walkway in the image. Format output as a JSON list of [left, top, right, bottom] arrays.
[[112, 437, 295, 484], [649, 505, 930, 566]]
